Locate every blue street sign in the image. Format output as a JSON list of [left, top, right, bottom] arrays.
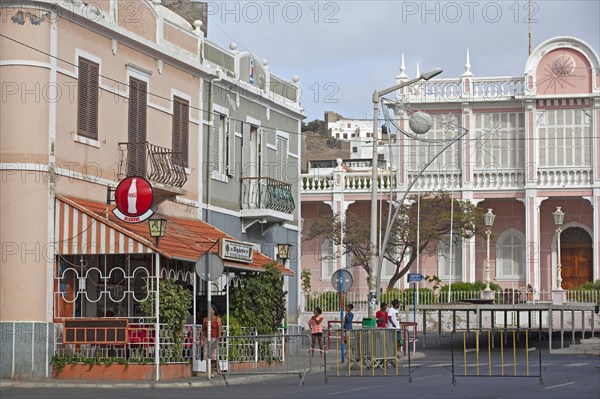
[[407, 273, 424, 283]]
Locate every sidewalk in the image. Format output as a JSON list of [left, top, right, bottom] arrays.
[[0, 373, 281, 389], [0, 350, 427, 389]]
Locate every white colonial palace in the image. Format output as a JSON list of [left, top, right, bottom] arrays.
[[301, 36, 599, 299]]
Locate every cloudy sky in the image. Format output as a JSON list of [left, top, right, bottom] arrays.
[[203, 0, 600, 121]]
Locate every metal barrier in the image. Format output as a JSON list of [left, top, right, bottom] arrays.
[[326, 328, 413, 381], [451, 328, 543, 386], [219, 334, 313, 385]]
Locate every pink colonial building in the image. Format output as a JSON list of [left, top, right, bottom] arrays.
[[301, 37, 599, 301]]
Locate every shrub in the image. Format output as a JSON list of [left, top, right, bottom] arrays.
[[572, 280, 600, 291]]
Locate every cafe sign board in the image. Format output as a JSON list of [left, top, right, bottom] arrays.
[[220, 238, 254, 263]]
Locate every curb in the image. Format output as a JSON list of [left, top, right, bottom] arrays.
[[0, 373, 288, 389]]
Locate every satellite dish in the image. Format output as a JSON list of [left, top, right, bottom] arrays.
[[195, 252, 224, 282]]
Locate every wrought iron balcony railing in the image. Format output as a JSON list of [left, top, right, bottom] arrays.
[[241, 177, 295, 214], [118, 142, 187, 188]]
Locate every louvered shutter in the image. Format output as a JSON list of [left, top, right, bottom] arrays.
[[181, 100, 189, 168], [276, 137, 287, 181], [77, 58, 99, 139], [226, 118, 236, 176], [88, 61, 99, 138], [211, 114, 221, 174], [241, 122, 250, 177], [172, 97, 189, 168], [172, 98, 181, 164], [128, 78, 147, 176], [259, 127, 267, 178]]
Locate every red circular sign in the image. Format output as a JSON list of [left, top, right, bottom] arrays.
[[113, 176, 154, 223]]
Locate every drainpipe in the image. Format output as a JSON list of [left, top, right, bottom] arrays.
[[205, 69, 223, 225], [47, 8, 58, 327]]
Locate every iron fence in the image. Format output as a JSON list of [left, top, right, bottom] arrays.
[[304, 289, 600, 312], [219, 333, 313, 385]]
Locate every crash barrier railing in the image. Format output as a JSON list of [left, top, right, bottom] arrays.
[[325, 328, 414, 382], [217, 334, 313, 386], [451, 328, 543, 386], [327, 321, 419, 356]]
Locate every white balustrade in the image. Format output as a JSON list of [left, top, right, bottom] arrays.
[[404, 77, 525, 103]]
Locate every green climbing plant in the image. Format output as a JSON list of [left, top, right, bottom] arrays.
[[140, 279, 192, 360], [229, 262, 287, 335]]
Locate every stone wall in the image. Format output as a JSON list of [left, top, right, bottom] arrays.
[[162, 0, 208, 36]]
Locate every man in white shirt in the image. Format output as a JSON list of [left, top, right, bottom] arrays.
[[387, 299, 401, 328], [386, 299, 404, 348]]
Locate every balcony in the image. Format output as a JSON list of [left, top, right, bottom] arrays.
[[240, 177, 295, 233], [118, 142, 187, 200]]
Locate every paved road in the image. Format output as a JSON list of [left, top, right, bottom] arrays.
[[2, 349, 598, 398]]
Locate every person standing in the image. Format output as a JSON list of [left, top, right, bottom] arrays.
[[376, 302, 388, 328], [387, 299, 404, 348], [201, 305, 223, 374], [343, 304, 354, 331], [308, 307, 324, 356]]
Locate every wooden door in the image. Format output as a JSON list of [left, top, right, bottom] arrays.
[[561, 246, 593, 289], [560, 227, 593, 290]]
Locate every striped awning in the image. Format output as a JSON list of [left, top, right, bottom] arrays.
[[54, 195, 294, 276], [55, 196, 156, 255]]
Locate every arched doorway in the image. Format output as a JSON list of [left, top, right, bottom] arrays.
[[560, 227, 593, 289]]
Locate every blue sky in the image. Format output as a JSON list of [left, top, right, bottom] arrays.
[[203, 0, 600, 121]]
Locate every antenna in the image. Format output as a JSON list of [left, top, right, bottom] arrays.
[[528, 0, 532, 56]]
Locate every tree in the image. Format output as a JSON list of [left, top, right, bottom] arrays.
[[229, 263, 287, 334], [383, 193, 485, 289], [302, 119, 324, 133], [306, 192, 486, 291]]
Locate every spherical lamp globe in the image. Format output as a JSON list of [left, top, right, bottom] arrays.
[[409, 111, 433, 134]]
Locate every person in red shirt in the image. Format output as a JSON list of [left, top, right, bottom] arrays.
[[376, 302, 388, 328]]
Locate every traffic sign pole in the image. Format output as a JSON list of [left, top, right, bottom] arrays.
[[407, 273, 424, 325], [413, 282, 417, 324], [340, 272, 344, 361]]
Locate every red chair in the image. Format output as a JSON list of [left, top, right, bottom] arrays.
[[128, 328, 146, 357]]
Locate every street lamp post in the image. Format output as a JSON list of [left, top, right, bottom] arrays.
[[369, 67, 443, 316], [481, 209, 495, 300], [552, 207, 566, 305]]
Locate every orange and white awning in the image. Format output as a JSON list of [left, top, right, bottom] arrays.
[[54, 195, 293, 276], [55, 196, 156, 255]]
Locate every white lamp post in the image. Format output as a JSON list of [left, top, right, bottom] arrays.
[[368, 67, 443, 316], [552, 207, 567, 305], [481, 209, 496, 300]]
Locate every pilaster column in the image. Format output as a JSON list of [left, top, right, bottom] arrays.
[[467, 198, 484, 282], [517, 195, 547, 298]]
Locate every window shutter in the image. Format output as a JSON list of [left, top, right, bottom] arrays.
[[226, 118, 236, 176], [259, 127, 267, 178], [241, 123, 250, 176], [77, 58, 99, 140], [88, 62, 99, 138], [276, 137, 288, 181], [212, 114, 221, 174], [172, 97, 189, 168], [128, 78, 147, 176], [181, 100, 189, 168]]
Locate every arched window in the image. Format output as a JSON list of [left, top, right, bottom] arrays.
[[321, 239, 335, 279], [438, 238, 462, 280], [496, 230, 525, 279]]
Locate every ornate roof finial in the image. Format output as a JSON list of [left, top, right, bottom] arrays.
[[396, 53, 408, 80], [462, 48, 474, 77]]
